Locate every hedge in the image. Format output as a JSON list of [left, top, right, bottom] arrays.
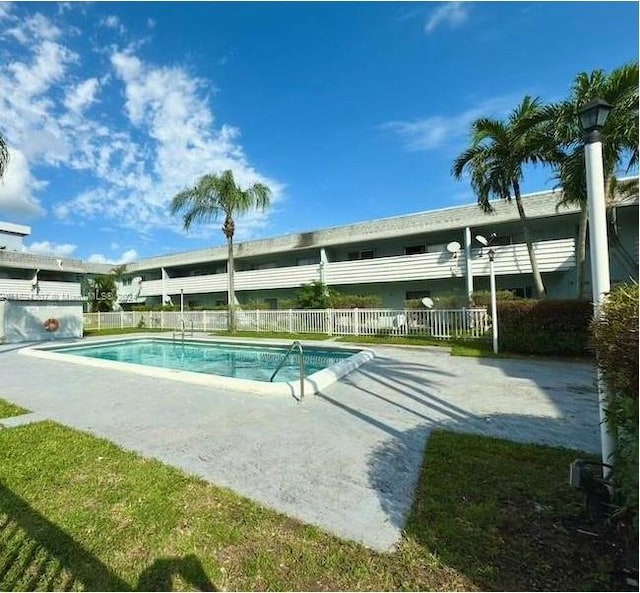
[[497, 299, 593, 356], [591, 283, 638, 528]]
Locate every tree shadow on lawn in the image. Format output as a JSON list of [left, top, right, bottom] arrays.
[[0, 483, 217, 591], [367, 422, 629, 591]]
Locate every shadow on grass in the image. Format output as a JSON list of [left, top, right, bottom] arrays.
[[0, 483, 217, 591], [368, 426, 626, 591]]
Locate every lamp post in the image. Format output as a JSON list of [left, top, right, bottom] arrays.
[[475, 234, 498, 354], [578, 97, 615, 476]]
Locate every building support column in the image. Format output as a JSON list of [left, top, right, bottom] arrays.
[[464, 227, 474, 304], [319, 248, 328, 286], [161, 268, 169, 304]]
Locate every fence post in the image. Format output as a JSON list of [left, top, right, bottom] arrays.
[[257, 309, 261, 332], [353, 308, 359, 336], [160, 310, 164, 329], [120, 311, 124, 329], [97, 312, 101, 330], [203, 310, 207, 332], [327, 308, 333, 336], [288, 309, 293, 333]]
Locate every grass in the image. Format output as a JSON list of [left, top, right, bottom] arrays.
[[0, 398, 28, 419], [83, 327, 173, 337], [0, 422, 630, 591], [208, 330, 333, 341]]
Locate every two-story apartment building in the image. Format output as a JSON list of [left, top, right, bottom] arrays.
[[1, 186, 638, 310]]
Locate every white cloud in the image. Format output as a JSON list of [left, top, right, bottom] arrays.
[[381, 94, 521, 152], [425, 2, 469, 34], [101, 14, 126, 34], [0, 147, 46, 217], [24, 240, 77, 257], [64, 78, 99, 113], [110, 241, 120, 250], [0, 9, 283, 244], [0, 3, 13, 21], [54, 48, 283, 233], [147, 17, 156, 29], [5, 12, 62, 43], [87, 248, 138, 265]]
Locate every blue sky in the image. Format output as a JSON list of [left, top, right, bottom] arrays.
[[0, 1, 637, 263]]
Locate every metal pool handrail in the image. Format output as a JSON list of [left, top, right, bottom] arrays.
[[270, 340, 305, 401], [172, 318, 194, 344]]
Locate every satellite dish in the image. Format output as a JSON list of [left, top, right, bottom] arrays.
[[475, 234, 488, 246], [421, 297, 434, 309], [446, 241, 461, 254]]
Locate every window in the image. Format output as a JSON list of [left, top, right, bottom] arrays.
[[256, 262, 277, 270], [405, 245, 426, 255], [264, 298, 278, 310], [406, 290, 431, 300], [297, 257, 319, 266], [348, 249, 375, 260], [506, 286, 533, 298], [492, 235, 512, 246]]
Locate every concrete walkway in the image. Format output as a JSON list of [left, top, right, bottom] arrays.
[[0, 337, 600, 551]]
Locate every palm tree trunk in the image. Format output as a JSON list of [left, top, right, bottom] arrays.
[[227, 236, 236, 333], [513, 180, 546, 298], [576, 203, 588, 298]]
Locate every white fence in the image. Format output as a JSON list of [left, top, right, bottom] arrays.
[[83, 308, 490, 340]]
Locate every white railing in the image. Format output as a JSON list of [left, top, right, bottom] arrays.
[[0, 278, 83, 299], [83, 307, 490, 340]]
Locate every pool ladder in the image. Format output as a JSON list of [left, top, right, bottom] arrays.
[[270, 340, 305, 401], [172, 319, 194, 344]]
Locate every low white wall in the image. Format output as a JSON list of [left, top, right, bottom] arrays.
[[0, 299, 84, 343]]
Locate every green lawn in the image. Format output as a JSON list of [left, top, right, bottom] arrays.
[[83, 327, 173, 337], [209, 330, 333, 341], [0, 397, 28, 419], [0, 422, 627, 591]]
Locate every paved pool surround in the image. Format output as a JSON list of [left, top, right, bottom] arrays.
[[2, 334, 600, 551]]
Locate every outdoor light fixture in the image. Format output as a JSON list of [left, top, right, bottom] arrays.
[[475, 234, 498, 354], [578, 97, 612, 142], [578, 96, 615, 480]]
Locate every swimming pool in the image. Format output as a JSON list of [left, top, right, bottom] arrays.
[[22, 337, 374, 398]]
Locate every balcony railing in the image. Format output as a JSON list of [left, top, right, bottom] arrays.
[[122, 237, 576, 298], [0, 279, 82, 299]]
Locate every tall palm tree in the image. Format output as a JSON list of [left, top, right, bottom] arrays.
[[170, 169, 271, 332], [453, 96, 557, 298], [541, 63, 638, 297], [0, 133, 8, 179]]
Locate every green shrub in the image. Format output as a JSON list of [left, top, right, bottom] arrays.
[[471, 289, 519, 307], [331, 293, 383, 309], [498, 299, 592, 356], [292, 281, 382, 309], [132, 304, 180, 312], [243, 299, 270, 310], [591, 283, 639, 528]]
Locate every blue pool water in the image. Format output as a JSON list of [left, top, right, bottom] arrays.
[[50, 339, 356, 382]]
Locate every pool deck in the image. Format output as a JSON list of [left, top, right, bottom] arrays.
[[0, 334, 600, 551]]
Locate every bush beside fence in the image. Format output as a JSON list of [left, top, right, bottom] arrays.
[[497, 299, 592, 356], [591, 283, 639, 530], [83, 308, 490, 340]]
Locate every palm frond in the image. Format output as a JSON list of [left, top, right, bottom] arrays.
[[0, 133, 9, 179]]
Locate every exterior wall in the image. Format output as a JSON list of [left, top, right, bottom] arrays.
[[0, 278, 83, 300], [0, 299, 84, 343], [0, 193, 637, 310], [0, 221, 30, 251]]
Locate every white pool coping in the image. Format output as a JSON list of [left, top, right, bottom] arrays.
[[20, 336, 375, 399]]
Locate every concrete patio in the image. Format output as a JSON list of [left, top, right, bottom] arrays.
[[0, 336, 600, 551]]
